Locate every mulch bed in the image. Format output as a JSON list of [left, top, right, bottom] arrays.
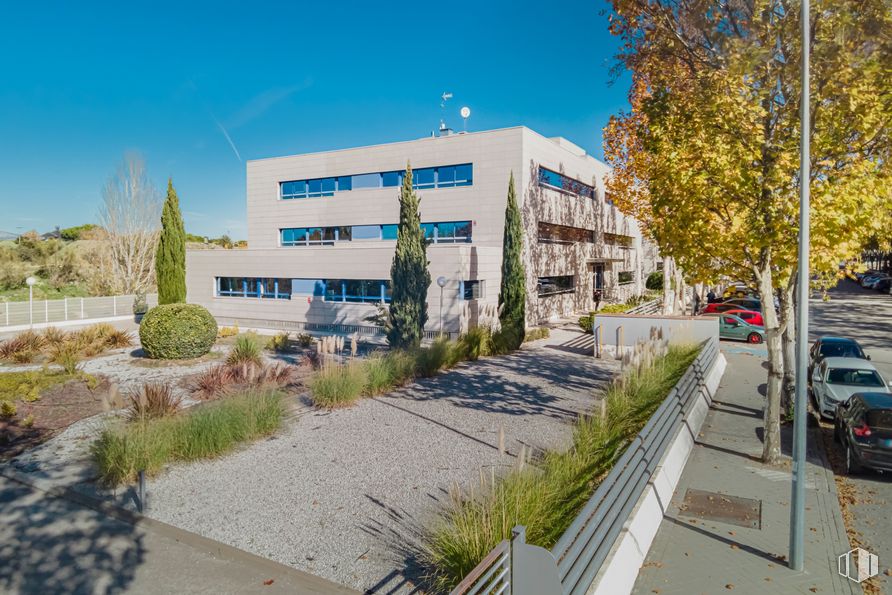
[[0, 376, 114, 461]]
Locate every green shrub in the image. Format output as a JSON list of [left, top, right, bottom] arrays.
[[363, 354, 397, 395], [421, 344, 700, 591], [598, 303, 630, 314], [309, 362, 368, 408], [578, 314, 594, 334], [646, 271, 664, 291], [0, 369, 72, 403], [295, 333, 314, 348], [93, 389, 284, 486], [524, 327, 550, 343], [1, 400, 16, 418], [227, 334, 263, 367], [266, 332, 291, 353], [139, 303, 218, 359], [414, 337, 453, 378], [458, 327, 492, 361]]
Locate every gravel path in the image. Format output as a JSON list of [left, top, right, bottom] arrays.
[[140, 327, 617, 593]]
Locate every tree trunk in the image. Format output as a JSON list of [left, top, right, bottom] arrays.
[[662, 257, 673, 315], [756, 265, 784, 464], [780, 279, 796, 416]]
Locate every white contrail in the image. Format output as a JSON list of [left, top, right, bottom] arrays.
[[213, 117, 242, 162]]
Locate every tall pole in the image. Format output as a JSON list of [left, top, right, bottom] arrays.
[[29, 285, 33, 328], [439, 285, 444, 336], [789, 0, 810, 571]]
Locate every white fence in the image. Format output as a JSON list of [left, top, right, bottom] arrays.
[[0, 294, 158, 328]]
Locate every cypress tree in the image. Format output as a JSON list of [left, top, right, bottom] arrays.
[[155, 178, 186, 304], [387, 163, 431, 349], [498, 171, 526, 349]]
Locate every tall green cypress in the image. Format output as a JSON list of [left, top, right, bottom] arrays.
[[387, 163, 431, 349], [498, 171, 526, 349], [155, 178, 186, 304]]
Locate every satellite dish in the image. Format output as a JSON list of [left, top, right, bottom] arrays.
[[460, 106, 471, 119]]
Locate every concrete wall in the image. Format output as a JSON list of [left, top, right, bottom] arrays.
[[590, 314, 719, 357]]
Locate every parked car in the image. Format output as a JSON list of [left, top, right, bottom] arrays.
[[723, 298, 762, 311], [700, 302, 748, 315], [811, 357, 891, 418], [834, 392, 892, 474], [875, 277, 892, 293], [808, 336, 869, 381], [722, 283, 755, 299], [862, 274, 890, 288], [708, 313, 765, 344], [724, 308, 764, 326]]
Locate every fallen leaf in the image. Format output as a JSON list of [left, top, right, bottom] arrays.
[[809, 588, 817, 593], [725, 584, 734, 590], [263, 579, 274, 586]]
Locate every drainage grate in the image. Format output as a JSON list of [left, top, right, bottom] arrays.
[[678, 488, 762, 529]]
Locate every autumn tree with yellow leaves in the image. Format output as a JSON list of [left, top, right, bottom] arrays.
[[603, 0, 892, 463]]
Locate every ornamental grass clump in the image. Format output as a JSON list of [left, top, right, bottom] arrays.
[[414, 337, 454, 378], [126, 382, 182, 422], [308, 361, 368, 408], [226, 334, 263, 367], [420, 343, 700, 592], [93, 388, 284, 486]]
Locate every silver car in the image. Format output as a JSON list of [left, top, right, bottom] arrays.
[[812, 357, 892, 418]]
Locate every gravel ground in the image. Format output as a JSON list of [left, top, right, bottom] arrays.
[[139, 327, 617, 593]]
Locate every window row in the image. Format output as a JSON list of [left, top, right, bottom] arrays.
[[280, 164, 472, 200], [537, 222, 594, 244], [617, 271, 635, 285], [217, 277, 293, 300], [216, 277, 486, 302], [537, 275, 575, 297], [603, 232, 634, 248], [281, 221, 472, 246], [538, 167, 596, 199]]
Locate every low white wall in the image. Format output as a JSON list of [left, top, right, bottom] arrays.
[[588, 351, 727, 595], [593, 314, 718, 357]]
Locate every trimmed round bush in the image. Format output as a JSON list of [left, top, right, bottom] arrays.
[[139, 303, 218, 359], [646, 271, 663, 291]]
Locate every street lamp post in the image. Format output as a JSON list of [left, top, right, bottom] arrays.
[[436, 276, 447, 336], [26, 276, 37, 328], [789, 0, 810, 571]]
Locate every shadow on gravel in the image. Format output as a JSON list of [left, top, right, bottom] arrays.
[[0, 478, 143, 594], [359, 494, 428, 595]]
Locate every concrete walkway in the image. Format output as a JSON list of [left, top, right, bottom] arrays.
[[633, 347, 856, 595], [0, 473, 356, 595]]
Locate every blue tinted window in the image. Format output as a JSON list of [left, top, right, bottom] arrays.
[[538, 167, 594, 199], [455, 164, 472, 186], [337, 176, 352, 191], [216, 277, 291, 299], [307, 179, 322, 196], [292, 279, 320, 295], [437, 221, 455, 239], [437, 166, 456, 187], [281, 180, 307, 199], [320, 177, 336, 196], [454, 221, 472, 241], [382, 171, 401, 187], [414, 168, 435, 189], [352, 173, 380, 189], [421, 223, 436, 240], [352, 225, 381, 240], [381, 224, 398, 240]]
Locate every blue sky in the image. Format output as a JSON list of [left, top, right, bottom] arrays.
[[0, 0, 630, 239]]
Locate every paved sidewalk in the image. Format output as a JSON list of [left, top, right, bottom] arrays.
[[633, 347, 857, 595], [0, 473, 356, 595]]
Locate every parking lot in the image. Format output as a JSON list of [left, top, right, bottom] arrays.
[[811, 279, 892, 592]]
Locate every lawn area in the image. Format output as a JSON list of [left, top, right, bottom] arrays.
[[0, 369, 76, 404], [0, 279, 90, 302]]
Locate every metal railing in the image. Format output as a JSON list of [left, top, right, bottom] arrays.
[[451, 337, 719, 595], [0, 293, 157, 328], [550, 337, 717, 594], [624, 298, 662, 315]]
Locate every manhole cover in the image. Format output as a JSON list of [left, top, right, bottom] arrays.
[[679, 488, 762, 529]]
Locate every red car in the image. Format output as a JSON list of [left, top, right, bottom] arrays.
[[724, 308, 764, 326], [700, 302, 742, 315]]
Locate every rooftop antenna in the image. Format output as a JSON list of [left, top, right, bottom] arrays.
[[460, 106, 471, 132], [439, 92, 453, 136]]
